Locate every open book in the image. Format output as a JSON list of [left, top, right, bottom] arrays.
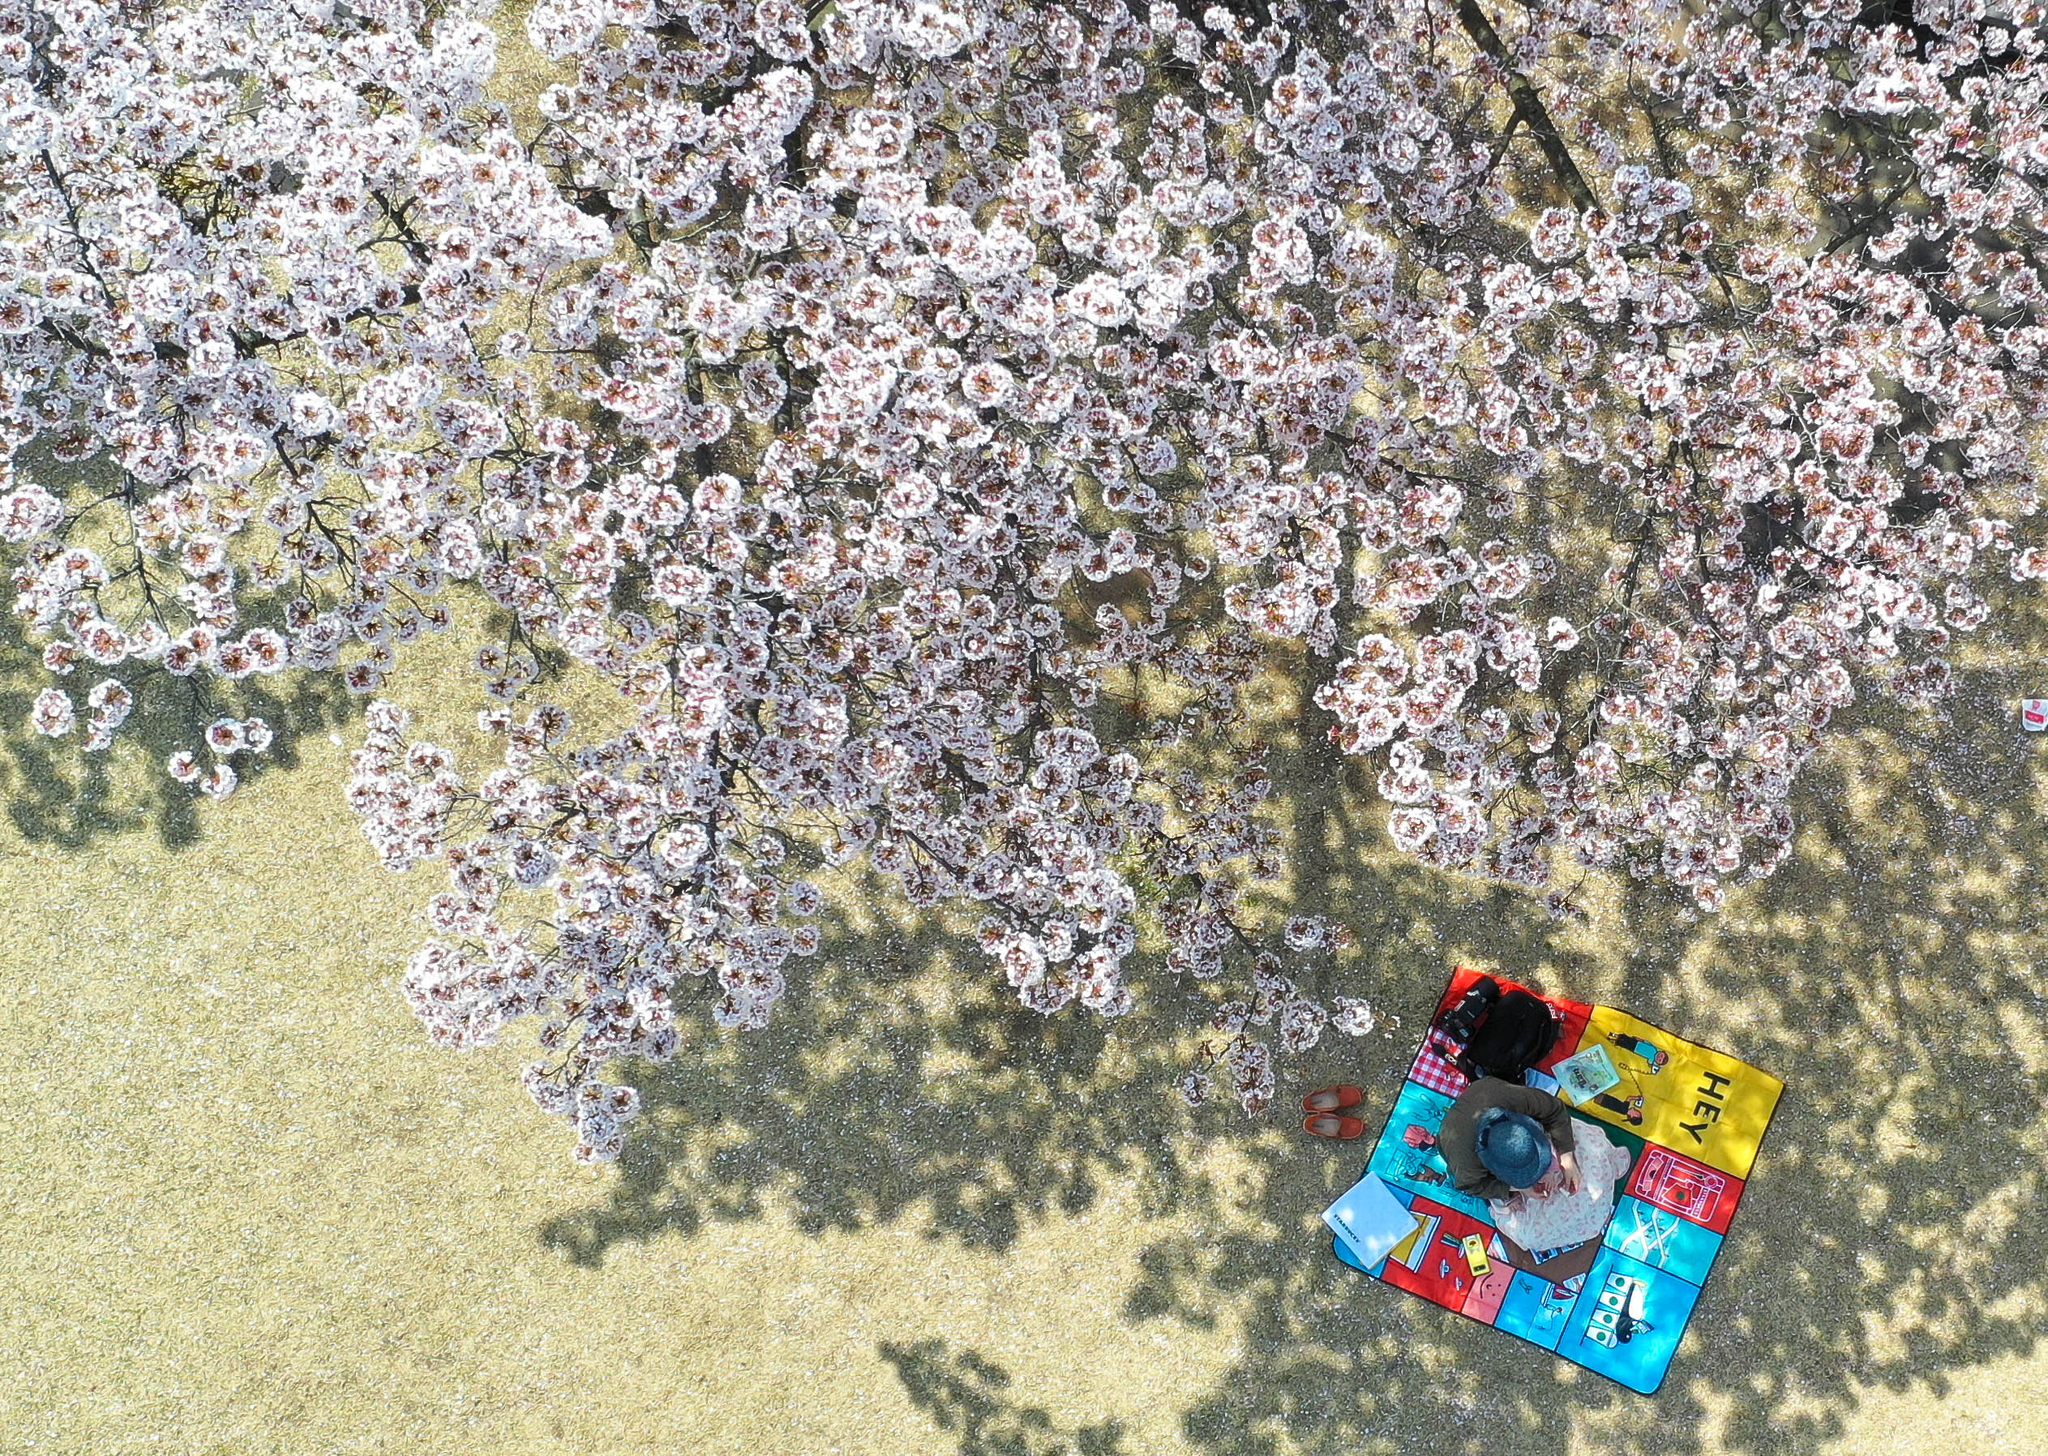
[[1552, 1043, 1622, 1105], [1384, 1209, 1441, 1271]]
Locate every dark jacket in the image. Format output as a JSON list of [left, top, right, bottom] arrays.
[[1439, 1077, 1576, 1202]]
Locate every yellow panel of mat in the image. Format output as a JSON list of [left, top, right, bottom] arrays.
[[1567, 1008, 1782, 1179]]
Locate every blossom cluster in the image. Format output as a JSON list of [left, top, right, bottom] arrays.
[[6, 0, 2047, 1150]]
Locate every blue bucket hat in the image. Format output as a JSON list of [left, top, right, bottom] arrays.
[[1474, 1107, 1552, 1189]]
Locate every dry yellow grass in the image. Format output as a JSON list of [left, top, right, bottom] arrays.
[[5, 577, 2048, 1456], [5, 10, 2047, 1449], [0, 612, 1266, 1456]]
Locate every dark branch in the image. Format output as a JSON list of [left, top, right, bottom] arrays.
[[1455, 0, 1599, 215]]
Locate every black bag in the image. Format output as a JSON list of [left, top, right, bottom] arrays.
[[1436, 976, 1559, 1083]]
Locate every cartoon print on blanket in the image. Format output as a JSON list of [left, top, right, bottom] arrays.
[[1330, 967, 1782, 1394]]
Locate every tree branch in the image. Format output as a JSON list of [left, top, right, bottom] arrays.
[[1455, 0, 1599, 215]]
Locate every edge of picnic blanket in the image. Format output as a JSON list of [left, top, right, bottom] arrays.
[[1335, 964, 1788, 1398], [1631, 1020, 1785, 1395]]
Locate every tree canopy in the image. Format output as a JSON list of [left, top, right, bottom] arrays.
[[6, 0, 2046, 1154]]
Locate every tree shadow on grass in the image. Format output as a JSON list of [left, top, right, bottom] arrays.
[[0, 450, 378, 852], [536, 610, 2048, 1456], [879, 1339, 1129, 1456], [535, 894, 1219, 1262], [0, 599, 364, 852]]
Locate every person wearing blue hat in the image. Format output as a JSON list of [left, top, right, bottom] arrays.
[[1439, 1077, 1582, 1208]]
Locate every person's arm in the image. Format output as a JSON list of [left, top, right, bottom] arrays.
[[1452, 1165, 1512, 1202]]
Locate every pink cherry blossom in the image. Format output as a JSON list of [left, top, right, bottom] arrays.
[[5, 0, 2046, 1151]]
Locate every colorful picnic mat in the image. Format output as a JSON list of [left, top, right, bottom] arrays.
[[1332, 967, 1783, 1394]]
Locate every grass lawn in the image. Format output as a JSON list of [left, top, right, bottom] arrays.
[[4, 587, 2048, 1456], [4, 9, 2045, 1444]]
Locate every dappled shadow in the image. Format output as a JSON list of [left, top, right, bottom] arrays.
[[0, 447, 375, 851], [535, 893, 1215, 1262], [879, 1339, 1129, 1456], [0, 597, 365, 852], [535, 583, 2048, 1453]]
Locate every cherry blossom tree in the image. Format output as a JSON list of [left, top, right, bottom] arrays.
[[5, 0, 2045, 1155]]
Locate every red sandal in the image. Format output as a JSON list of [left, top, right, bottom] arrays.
[[1302, 1085, 1364, 1113], [1303, 1111, 1366, 1140]]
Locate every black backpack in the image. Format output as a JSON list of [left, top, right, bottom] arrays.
[[1436, 975, 1559, 1083]]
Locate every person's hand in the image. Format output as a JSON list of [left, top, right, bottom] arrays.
[[1558, 1150, 1583, 1196]]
